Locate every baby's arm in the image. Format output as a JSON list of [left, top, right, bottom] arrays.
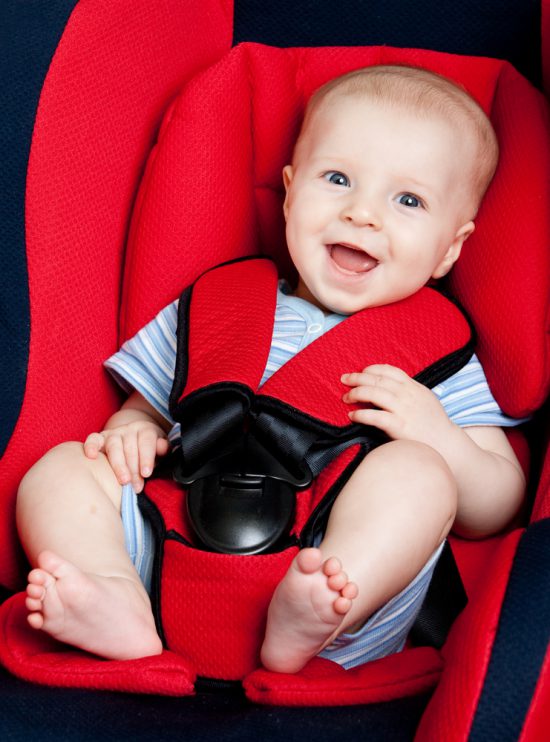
[[342, 364, 526, 539], [84, 390, 171, 492]]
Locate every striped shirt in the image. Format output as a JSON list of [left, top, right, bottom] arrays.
[[105, 282, 523, 442]]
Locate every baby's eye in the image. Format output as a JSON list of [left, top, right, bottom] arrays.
[[397, 193, 423, 208], [323, 171, 350, 187]]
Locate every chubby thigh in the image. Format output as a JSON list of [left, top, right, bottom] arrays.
[[17, 441, 129, 574]]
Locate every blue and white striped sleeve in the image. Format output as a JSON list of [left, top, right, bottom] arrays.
[[104, 300, 179, 425], [432, 354, 527, 427]]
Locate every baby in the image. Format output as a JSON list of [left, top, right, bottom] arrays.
[[16, 65, 526, 674]]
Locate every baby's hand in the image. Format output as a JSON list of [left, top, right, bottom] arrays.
[[84, 421, 169, 492], [341, 364, 455, 448]]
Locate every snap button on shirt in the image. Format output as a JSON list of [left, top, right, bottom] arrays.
[[307, 322, 323, 334]]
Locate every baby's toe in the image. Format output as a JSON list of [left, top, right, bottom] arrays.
[[25, 596, 44, 613], [342, 581, 359, 600], [327, 570, 348, 592], [26, 582, 45, 600], [333, 596, 353, 615], [27, 568, 48, 587], [295, 548, 323, 574], [27, 609, 45, 629], [323, 556, 343, 577]]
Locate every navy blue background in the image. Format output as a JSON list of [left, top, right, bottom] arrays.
[[234, 0, 542, 86], [0, 1, 79, 457]]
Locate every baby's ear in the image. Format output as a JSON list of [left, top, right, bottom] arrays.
[[282, 165, 294, 219], [432, 221, 475, 279]]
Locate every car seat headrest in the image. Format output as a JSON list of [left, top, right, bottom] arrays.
[[123, 43, 550, 418]]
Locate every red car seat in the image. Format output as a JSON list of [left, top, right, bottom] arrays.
[[1, 40, 550, 739], [1, 2, 550, 741]]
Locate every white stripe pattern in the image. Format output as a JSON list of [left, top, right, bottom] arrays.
[[120, 484, 154, 595]]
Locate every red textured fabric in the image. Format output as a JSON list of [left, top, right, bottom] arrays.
[[144, 478, 195, 541], [160, 540, 299, 680], [448, 64, 550, 417], [416, 530, 523, 740], [261, 287, 471, 426], [0, 594, 195, 696], [182, 259, 278, 398], [293, 446, 361, 534], [244, 649, 443, 706], [449, 535, 506, 602], [0, 0, 232, 591]]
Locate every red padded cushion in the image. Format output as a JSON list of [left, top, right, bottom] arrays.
[[123, 43, 550, 419], [0, 1, 232, 591]]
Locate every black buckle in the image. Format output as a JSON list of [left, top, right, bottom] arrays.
[[173, 436, 312, 555]]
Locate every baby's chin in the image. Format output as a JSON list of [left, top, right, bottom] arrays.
[[295, 281, 371, 315], [315, 295, 368, 316]]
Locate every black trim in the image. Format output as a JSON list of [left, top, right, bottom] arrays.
[[469, 519, 550, 741], [137, 491, 169, 645], [415, 341, 475, 390], [168, 284, 193, 415], [409, 541, 468, 650], [194, 677, 246, 695], [0, 0, 79, 457]]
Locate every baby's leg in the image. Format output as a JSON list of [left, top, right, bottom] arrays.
[[17, 442, 162, 659], [261, 440, 457, 673]]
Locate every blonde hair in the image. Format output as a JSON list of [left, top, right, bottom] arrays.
[[297, 65, 499, 209]]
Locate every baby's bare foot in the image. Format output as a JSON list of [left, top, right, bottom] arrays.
[[260, 548, 358, 673], [25, 551, 162, 660]]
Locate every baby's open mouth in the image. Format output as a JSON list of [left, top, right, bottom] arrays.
[[328, 244, 378, 273]]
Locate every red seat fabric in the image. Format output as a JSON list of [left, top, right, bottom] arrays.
[[0, 40, 549, 732]]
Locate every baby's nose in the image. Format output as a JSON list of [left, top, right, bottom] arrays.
[[340, 199, 381, 229]]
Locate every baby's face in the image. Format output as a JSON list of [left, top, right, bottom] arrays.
[[283, 96, 476, 314]]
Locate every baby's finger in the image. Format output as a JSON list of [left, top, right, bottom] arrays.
[[342, 369, 401, 389], [341, 372, 370, 387], [362, 364, 409, 381], [122, 433, 143, 491], [156, 437, 170, 457], [83, 432, 105, 458], [137, 428, 161, 479], [348, 407, 400, 437], [343, 372, 404, 397], [343, 384, 398, 411], [104, 435, 131, 485]]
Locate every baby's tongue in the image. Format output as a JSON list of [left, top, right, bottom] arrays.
[[330, 244, 377, 272]]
